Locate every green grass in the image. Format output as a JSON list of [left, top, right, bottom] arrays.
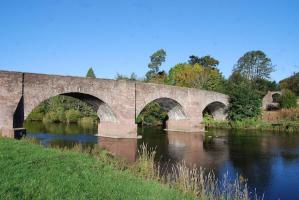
[[204, 114, 299, 133], [0, 138, 194, 200]]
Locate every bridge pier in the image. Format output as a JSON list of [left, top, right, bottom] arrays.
[[165, 119, 204, 132], [97, 121, 137, 138]]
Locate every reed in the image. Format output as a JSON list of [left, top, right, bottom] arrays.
[[262, 108, 299, 122]]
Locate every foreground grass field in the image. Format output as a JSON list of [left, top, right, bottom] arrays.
[[0, 138, 194, 200]]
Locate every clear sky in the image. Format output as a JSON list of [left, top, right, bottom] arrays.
[[0, 0, 298, 81]]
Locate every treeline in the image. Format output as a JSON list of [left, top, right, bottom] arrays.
[[118, 49, 298, 125]]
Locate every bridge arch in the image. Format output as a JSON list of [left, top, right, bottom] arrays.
[[136, 97, 188, 121], [23, 92, 118, 123], [202, 101, 227, 120]]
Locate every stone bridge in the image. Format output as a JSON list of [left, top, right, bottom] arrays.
[[0, 71, 229, 138]]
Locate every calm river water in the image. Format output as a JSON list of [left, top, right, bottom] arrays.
[[25, 121, 299, 200]]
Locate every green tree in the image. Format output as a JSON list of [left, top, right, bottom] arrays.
[[251, 78, 280, 97], [65, 109, 82, 123], [168, 63, 225, 92], [280, 89, 297, 108], [233, 50, 274, 81], [146, 49, 166, 81], [86, 67, 96, 78], [188, 55, 219, 69], [148, 49, 166, 73], [228, 83, 262, 121], [116, 73, 137, 81], [136, 102, 168, 126], [280, 72, 299, 95]]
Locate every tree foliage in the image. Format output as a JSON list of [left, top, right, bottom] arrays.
[[280, 72, 299, 96], [280, 89, 298, 109], [86, 67, 96, 78], [116, 73, 137, 81], [146, 49, 166, 81], [251, 78, 279, 97], [148, 49, 167, 73], [168, 63, 226, 92], [27, 96, 98, 123], [228, 82, 262, 121], [233, 51, 274, 81], [188, 55, 219, 69], [136, 102, 168, 126]]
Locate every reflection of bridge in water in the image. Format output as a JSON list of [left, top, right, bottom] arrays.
[[98, 131, 229, 169]]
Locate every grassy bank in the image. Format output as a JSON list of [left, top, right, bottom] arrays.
[[0, 138, 194, 200], [0, 138, 257, 200], [204, 115, 299, 132]]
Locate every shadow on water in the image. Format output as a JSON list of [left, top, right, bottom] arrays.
[[25, 121, 299, 200]]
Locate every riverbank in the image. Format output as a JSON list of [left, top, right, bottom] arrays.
[[0, 138, 194, 200], [204, 117, 299, 132], [0, 136, 256, 200]]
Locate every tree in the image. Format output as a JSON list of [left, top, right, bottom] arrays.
[[280, 89, 297, 109], [148, 49, 167, 74], [280, 72, 299, 95], [168, 63, 226, 92], [251, 78, 280, 97], [86, 67, 96, 78], [228, 83, 262, 121], [188, 55, 219, 69], [116, 72, 137, 81], [136, 102, 168, 126], [233, 50, 274, 81]]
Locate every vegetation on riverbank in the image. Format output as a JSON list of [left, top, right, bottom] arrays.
[[27, 95, 98, 125], [204, 109, 299, 132], [0, 137, 260, 200], [0, 138, 194, 200]]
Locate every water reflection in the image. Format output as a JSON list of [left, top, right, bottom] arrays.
[[99, 137, 137, 162], [25, 121, 299, 200]]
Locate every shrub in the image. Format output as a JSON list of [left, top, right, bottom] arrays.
[[43, 111, 60, 123], [136, 102, 168, 126], [228, 84, 262, 121], [65, 109, 82, 123], [27, 105, 45, 121], [79, 117, 97, 129], [56, 107, 66, 122], [280, 89, 297, 109], [27, 112, 44, 121]]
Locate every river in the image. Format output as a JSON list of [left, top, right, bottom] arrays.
[[25, 121, 299, 200]]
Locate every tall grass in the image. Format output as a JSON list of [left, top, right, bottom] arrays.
[[24, 138, 262, 199], [262, 108, 299, 122], [204, 113, 299, 133]]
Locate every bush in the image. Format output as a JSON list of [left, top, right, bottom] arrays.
[[27, 112, 44, 121], [79, 117, 97, 129], [56, 107, 66, 122], [228, 84, 262, 121], [280, 90, 297, 109], [43, 111, 60, 123], [65, 109, 82, 123], [27, 105, 45, 121], [136, 102, 168, 126]]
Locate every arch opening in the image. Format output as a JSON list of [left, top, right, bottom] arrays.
[[266, 92, 281, 111], [24, 92, 117, 124], [62, 92, 117, 122], [203, 101, 227, 120], [136, 98, 187, 128]]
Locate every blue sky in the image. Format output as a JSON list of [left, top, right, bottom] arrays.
[[0, 0, 298, 81]]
